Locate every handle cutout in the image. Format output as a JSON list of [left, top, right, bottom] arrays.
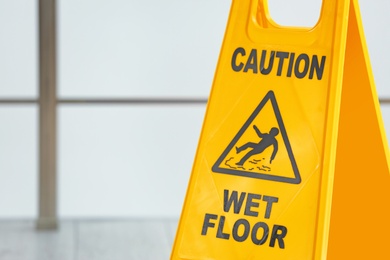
[[267, 0, 322, 28]]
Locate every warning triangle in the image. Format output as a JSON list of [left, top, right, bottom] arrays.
[[212, 91, 301, 184]]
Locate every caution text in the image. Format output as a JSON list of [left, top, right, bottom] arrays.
[[231, 47, 326, 80]]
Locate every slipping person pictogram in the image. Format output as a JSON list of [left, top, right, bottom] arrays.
[[235, 125, 279, 166], [212, 91, 301, 184]]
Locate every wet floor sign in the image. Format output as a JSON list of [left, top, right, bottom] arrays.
[[171, 0, 390, 259]]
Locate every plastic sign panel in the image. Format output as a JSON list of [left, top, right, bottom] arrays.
[[171, 0, 390, 259]]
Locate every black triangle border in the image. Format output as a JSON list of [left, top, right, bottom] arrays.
[[211, 90, 301, 184]]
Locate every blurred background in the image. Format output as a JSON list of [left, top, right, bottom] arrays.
[[0, 0, 389, 259]]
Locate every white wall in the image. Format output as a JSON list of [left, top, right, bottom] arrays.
[[0, 106, 37, 218], [0, 0, 38, 218], [56, 0, 230, 218], [0, 0, 389, 218], [0, 0, 37, 98]]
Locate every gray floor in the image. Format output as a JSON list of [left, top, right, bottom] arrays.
[[0, 219, 178, 260]]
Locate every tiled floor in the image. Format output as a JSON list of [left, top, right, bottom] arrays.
[[0, 219, 178, 260]]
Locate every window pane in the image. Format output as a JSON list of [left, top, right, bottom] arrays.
[[381, 105, 390, 148], [0, 105, 38, 218], [58, 105, 205, 218], [58, 0, 230, 98], [0, 1, 37, 98], [360, 0, 390, 98], [267, 0, 322, 27]]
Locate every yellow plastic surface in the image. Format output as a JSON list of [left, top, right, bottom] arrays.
[[327, 0, 390, 258], [171, 0, 390, 259]]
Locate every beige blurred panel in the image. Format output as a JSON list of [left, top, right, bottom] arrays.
[[37, 0, 58, 230]]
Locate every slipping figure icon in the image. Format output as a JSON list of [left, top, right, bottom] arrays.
[[236, 125, 279, 166]]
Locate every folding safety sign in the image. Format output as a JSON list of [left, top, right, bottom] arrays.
[[172, 0, 390, 259]]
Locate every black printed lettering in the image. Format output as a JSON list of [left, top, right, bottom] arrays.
[[223, 189, 246, 214], [231, 47, 246, 72], [231, 47, 326, 80]]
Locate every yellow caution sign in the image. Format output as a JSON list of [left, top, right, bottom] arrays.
[[171, 0, 390, 259]]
